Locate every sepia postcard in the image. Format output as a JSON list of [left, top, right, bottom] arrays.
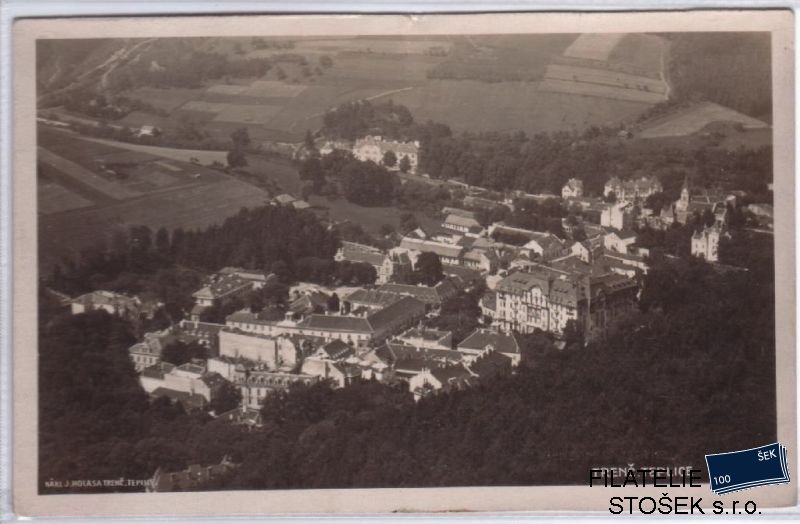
[[11, 10, 797, 517]]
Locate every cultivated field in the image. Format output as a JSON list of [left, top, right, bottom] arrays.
[[38, 147, 142, 200], [563, 34, 626, 61], [38, 177, 93, 214], [538, 78, 665, 105], [76, 136, 230, 165], [390, 80, 649, 135], [52, 34, 670, 147], [37, 127, 270, 272], [638, 101, 770, 139]]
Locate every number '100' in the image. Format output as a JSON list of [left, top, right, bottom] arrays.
[[714, 475, 731, 485]]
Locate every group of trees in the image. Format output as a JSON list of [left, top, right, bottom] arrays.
[[39, 310, 251, 493], [321, 99, 415, 141], [47, 205, 356, 320], [420, 125, 773, 199], [425, 281, 486, 344], [299, 150, 397, 207], [227, 127, 251, 168]]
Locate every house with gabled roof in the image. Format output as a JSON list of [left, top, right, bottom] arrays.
[[396, 327, 453, 350], [191, 274, 255, 321], [226, 295, 426, 347], [443, 213, 484, 236], [409, 363, 477, 401], [129, 328, 176, 372], [457, 328, 522, 366], [562, 178, 584, 199]]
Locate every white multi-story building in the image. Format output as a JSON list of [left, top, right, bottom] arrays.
[[604, 175, 662, 203], [352, 135, 420, 173], [601, 201, 634, 231], [691, 224, 722, 262], [562, 178, 584, 199], [489, 265, 638, 342]]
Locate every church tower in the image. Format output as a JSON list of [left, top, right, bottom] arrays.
[[678, 177, 690, 209]]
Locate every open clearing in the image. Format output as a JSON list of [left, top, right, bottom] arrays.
[[639, 101, 770, 138]]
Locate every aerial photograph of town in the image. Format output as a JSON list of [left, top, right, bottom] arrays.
[[35, 32, 776, 493]]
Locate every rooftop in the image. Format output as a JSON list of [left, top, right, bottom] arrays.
[[458, 328, 521, 355], [193, 274, 252, 300]]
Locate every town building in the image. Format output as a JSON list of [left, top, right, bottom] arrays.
[[520, 232, 568, 261], [289, 289, 331, 317], [352, 135, 420, 173], [408, 364, 476, 401], [488, 265, 638, 342], [70, 290, 161, 320], [603, 230, 637, 254], [396, 327, 453, 350], [218, 267, 276, 289], [408, 346, 513, 401], [561, 178, 584, 199], [443, 213, 483, 236], [691, 224, 722, 262], [377, 278, 461, 308], [318, 139, 353, 156], [237, 367, 319, 410], [342, 289, 403, 314], [218, 327, 301, 370], [570, 235, 605, 264], [139, 362, 228, 407], [674, 178, 728, 225], [148, 456, 237, 492], [604, 175, 663, 203], [225, 295, 427, 347], [191, 273, 255, 321], [399, 236, 464, 267], [335, 241, 411, 284], [178, 319, 225, 352], [128, 328, 176, 372], [363, 342, 464, 381], [457, 328, 522, 366], [601, 201, 634, 231]]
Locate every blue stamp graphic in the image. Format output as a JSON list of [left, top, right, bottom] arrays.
[[705, 443, 790, 495]]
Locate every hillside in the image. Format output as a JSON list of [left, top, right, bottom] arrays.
[[665, 32, 772, 120]]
